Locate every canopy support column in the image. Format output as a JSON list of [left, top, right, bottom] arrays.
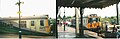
[[56, 5, 58, 38], [75, 8, 78, 38], [79, 7, 84, 37], [116, 3, 119, 25]]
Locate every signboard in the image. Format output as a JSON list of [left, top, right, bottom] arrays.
[[17, 11, 21, 14]]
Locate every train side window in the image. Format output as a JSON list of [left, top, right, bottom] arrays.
[[84, 20, 85, 24], [40, 20, 44, 26], [48, 20, 51, 25], [31, 21, 34, 26], [20, 21, 26, 28]]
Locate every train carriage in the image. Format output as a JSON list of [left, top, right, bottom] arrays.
[[0, 15, 51, 33]]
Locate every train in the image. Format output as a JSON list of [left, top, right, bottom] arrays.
[[87, 14, 101, 31], [0, 15, 51, 33], [69, 14, 101, 30]]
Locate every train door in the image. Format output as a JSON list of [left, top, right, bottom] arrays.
[[39, 19, 50, 33]]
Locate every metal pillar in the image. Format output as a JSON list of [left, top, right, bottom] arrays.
[[16, 0, 24, 39], [64, 25, 65, 31], [63, 7, 66, 31], [116, 3, 119, 25], [18, 0, 21, 39], [56, 4, 58, 38], [79, 7, 84, 37]]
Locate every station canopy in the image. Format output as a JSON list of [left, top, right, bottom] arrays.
[[57, 0, 120, 8]]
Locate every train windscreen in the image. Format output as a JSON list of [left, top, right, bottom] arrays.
[[88, 18, 99, 23]]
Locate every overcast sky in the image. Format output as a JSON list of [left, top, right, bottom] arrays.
[[59, 3, 120, 18], [0, 0, 120, 18], [0, 0, 56, 18]]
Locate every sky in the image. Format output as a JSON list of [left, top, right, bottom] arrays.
[[0, 0, 120, 18], [59, 3, 120, 18], [0, 0, 56, 18]]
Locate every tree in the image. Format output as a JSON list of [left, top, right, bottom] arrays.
[[66, 16, 72, 19], [100, 17, 110, 23]]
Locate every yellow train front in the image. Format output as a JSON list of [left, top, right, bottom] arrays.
[[87, 14, 101, 32]]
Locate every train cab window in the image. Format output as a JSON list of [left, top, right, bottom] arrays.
[[92, 18, 96, 21], [96, 18, 99, 22], [40, 20, 44, 26], [31, 21, 34, 26], [88, 18, 92, 23]]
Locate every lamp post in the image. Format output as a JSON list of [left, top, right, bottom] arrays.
[[15, 0, 24, 39], [63, 7, 66, 31]]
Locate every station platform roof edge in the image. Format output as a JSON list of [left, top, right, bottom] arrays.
[[57, 0, 120, 8]]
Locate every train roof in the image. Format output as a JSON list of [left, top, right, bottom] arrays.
[[0, 15, 48, 20]]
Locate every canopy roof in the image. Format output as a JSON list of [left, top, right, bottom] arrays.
[[57, 0, 120, 8]]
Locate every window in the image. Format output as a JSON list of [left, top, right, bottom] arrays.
[[48, 20, 50, 25], [20, 21, 26, 28], [40, 20, 44, 26], [92, 18, 96, 21], [31, 21, 34, 26], [84, 20, 85, 23]]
